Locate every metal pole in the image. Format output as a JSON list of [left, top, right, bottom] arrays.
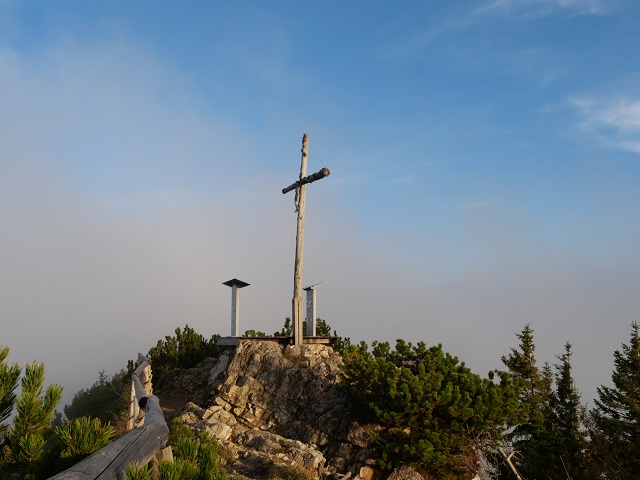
[[231, 285, 239, 337], [305, 287, 317, 336], [223, 278, 249, 337]]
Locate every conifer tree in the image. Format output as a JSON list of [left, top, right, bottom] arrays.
[[315, 318, 332, 336], [64, 369, 130, 424], [1, 361, 63, 473], [500, 325, 555, 479], [551, 342, 588, 480], [589, 321, 640, 479], [273, 317, 293, 337], [0, 346, 21, 440]]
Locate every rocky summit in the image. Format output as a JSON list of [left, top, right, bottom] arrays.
[[155, 340, 424, 480]]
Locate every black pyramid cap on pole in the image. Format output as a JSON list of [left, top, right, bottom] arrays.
[[223, 278, 250, 288], [304, 281, 328, 291]]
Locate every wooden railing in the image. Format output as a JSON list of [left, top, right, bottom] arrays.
[[48, 355, 170, 480]]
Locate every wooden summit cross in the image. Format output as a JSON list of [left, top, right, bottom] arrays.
[[282, 134, 330, 346]]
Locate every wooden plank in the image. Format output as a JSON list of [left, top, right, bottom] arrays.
[[49, 356, 169, 479], [48, 423, 169, 480]]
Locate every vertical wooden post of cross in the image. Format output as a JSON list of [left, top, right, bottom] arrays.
[[282, 134, 330, 346], [292, 135, 308, 345]]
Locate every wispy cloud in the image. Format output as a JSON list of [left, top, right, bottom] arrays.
[[478, 0, 608, 18], [379, 0, 608, 59], [571, 96, 640, 153]]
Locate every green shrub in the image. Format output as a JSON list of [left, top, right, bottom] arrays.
[[53, 416, 114, 472], [198, 439, 226, 480], [157, 459, 183, 480], [166, 418, 228, 480], [125, 462, 153, 480], [0, 360, 63, 472], [158, 458, 199, 480], [169, 417, 194, 444], [243, 329, 266, 337], [175, 435, 200, 463], [148, 325, 226, 375], [341, 339, 520, 478], [0, 346, 20, 438]]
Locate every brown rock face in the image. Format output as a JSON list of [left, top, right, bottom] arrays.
[[156, 341, 387, 480]]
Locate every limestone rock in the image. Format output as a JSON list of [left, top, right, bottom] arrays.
[[387, 465, 425, 480], [157, 340, 379, 479], [356, 465, 376, 480]]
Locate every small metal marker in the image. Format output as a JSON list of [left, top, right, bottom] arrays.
[[223, 278, 250, 337], [303, 281, 327, 336]]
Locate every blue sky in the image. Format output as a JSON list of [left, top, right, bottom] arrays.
[[1, 0, 639, 408]]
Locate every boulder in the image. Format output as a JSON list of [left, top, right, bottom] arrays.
[[159, 341, 380, 479], [387, 465, 425, 480]]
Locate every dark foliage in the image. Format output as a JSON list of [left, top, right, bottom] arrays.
[[273, 317, 293, 337], [64, 369, 131, 425], [139, 418, 229, 480], [243, 329, 266, 337], [500, 325, 555, 478], [551, 342, 588, 479], [500, 327, 589, 480], [589, 321, 640, 479], [0, 346, 20, 440], [0, 361, 63, 478], [147, 324, 226, 376], [341, 339, 519, 479], [45, 416, 114, 476]]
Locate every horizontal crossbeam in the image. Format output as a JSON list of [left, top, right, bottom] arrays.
[[282, 167, 330, 194]]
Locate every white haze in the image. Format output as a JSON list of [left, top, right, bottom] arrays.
[[0, 38, 637, 410]]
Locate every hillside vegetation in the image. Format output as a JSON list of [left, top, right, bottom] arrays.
[[0, 320, 638, 479]]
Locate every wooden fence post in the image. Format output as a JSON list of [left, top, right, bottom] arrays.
[[48, 354, 169, 480], [127, 354, 153, 430]]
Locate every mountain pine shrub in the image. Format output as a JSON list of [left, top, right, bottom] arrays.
[[0, 360, 62, 474], [148, 325, 226, 376], [51, 416, 114, 473], [341, 339, 519, 479]]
